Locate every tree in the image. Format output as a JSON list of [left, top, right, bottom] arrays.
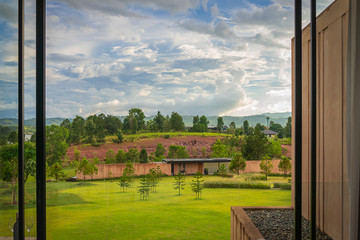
[[217, 117, 224, 132], [148, 168, 159, 192], [268, 137, 282, 158], [85, 115, 96, 143], [71, 115, 85, 144], [193, 115, 200, 125], [229, 153, 246, 175], [154, 143, 166, 162], [162, 115, 172, 132], [114, 131, 123, 143], [260, 155, 273, 180], [138, 175, 151, 200], [129, 108, 146, 131], [125, 148, 139, 163], [269, 121, 284, 138], [218, 164, 228, 178], [229, 122, 236, 130], [173, 172, 186, 195], [243, 120, 249, 135], [199, 115, 209, 130], [104, 115, 122, 135], [170, 112, 185, 131], [139, 149, 149, 163], [77, 157, 91, 180], [123, 161, 136, 185], [88, 162, 98, 180], [284, 117, 292, 138], [0, 144, 19, 204], [153, 111, 165, 131], [278, 156, 291, 177], [168, 145, 189, 159], [46, 125, 69, 166], [7, 131, 17, 144], [116, 150, 126, 163], [105, 149, 116, 164], [117, 175, 130, 192], [255, 123, 266, 132], [48, 162, 66, 181], [211, 139, 227, 158], [241, 128, 269, 160], [190, 171, 204, 199]]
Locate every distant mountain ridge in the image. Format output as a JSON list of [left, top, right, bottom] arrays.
[[0, 112, 291, 128]]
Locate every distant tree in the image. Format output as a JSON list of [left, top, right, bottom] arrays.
[[218, 164, 228, 178], [170, 112, 185, 131], [71, 115, 85, 144], [168, 145, 189, 159], [243, 120, 249, 135], [46, 125, 69, 166], [217, 117, 224, 132], [74, 147, 81, 162], [153, 111, 165, 131], [269, 121, 284, 138], [255, 123, 266, 132], [104, 115, 122, 135], [7, 131, 17, 144], [260, 155, 273, 180], [278, 156, 291, 178], [163, 115, 172, 132], [284, 117, 292, 138], [173, 172, 186, 195], [241, 128, 269, 160], [48, 162, 66, 181], [155, 143, 166, 161], [116, 149, 126, 163], [229, 122, 236, 129], [85, 116, 96, 143], [229, 153, 246, 175], [125, 148, 140, 163], [138, 175, 151, 200], [105, 149, 116, 164], [24, 142, 36, 182], [60, 118, 71, 130], [190, 171, 204, 199], [199, 115, 209, 129], [139, 149, 149, 163], [211, 139, 227, 158], [193, 115, 200, 125]]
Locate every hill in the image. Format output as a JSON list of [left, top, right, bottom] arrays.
[[0, 112, 291, 128]]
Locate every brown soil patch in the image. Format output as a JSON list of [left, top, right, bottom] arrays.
[[66, 136, 222, 161]]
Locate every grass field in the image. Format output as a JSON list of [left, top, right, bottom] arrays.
[[0, 176, 291, 240]]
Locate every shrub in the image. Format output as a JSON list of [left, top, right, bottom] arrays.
[[91, 142, 102, 147], [273, 182, 291, 190], [164, 134, 170, 139], [204, 168, 209, 175], [204, 182, 271, 189], [245, 175, 267, 181]]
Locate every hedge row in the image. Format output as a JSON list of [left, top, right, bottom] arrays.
[[204, 182, 271, 189], [273, 182, 291, 190]]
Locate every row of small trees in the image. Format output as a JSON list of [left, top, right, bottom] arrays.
[[174, 172, 205, 199]]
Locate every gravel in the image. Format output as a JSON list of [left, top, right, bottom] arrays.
[[245, 209, 332, 240]]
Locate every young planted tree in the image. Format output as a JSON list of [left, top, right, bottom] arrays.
[[218, 164, 228, 178], [190, 171, 204, 199], [117, 175, 130, 192], [229, 153, 246, 175], [48, 162, 67, 181], [278, 156, 291, 178], [155, 166, 163, 180], [77, 157, 91, 180], [148, 168, 159, 192], [260, 155, 273, 180], [138, 175, 151, 200], [123, 161, 136, 186], [173, 172, 186, 195], [88, 162, 98, 180]]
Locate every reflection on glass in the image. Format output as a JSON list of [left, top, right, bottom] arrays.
[[8, 217, 15, 233], [25, 216, 34, 237]]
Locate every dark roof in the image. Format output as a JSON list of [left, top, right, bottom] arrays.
[[162, 158, 231, 163], [262, 129, 278, 135]]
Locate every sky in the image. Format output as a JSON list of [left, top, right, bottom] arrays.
[[0, 0, 334, 119]]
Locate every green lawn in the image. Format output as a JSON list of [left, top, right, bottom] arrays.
[[0, 176, 291, 240]]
